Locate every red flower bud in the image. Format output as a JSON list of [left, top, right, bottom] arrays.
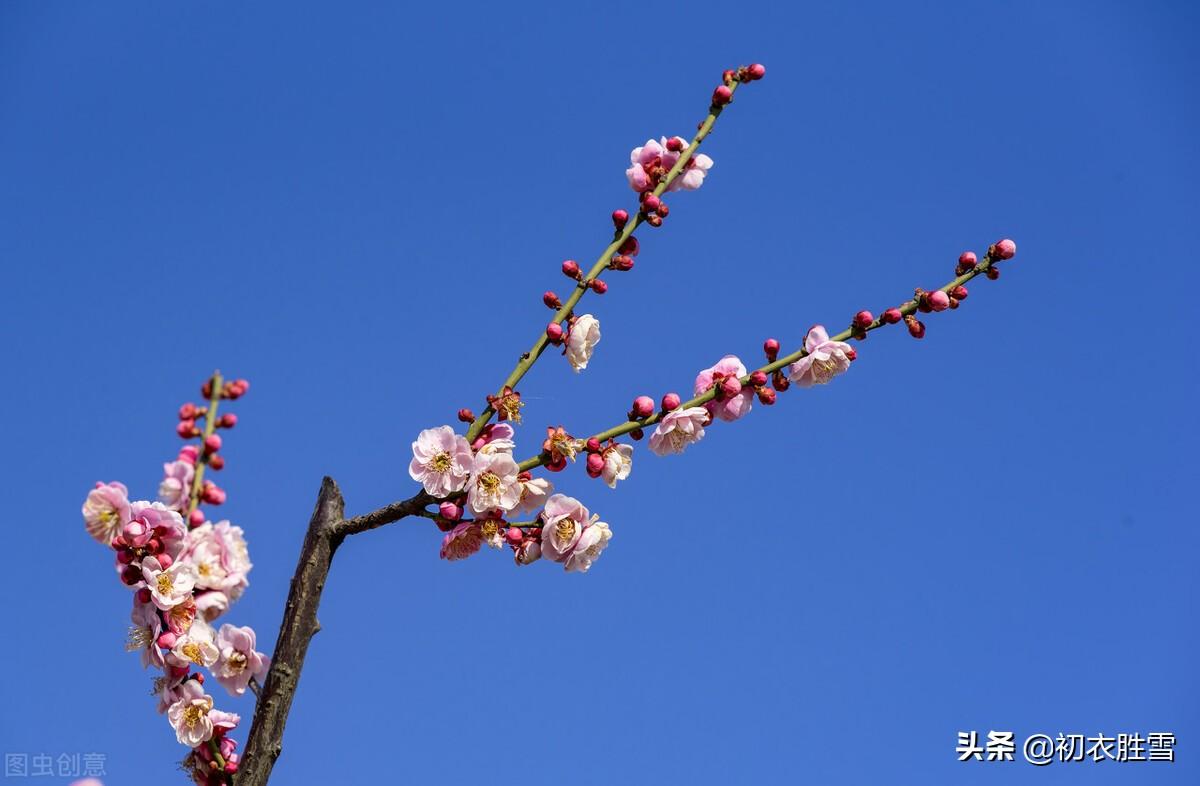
[[546, 322, 564, 343], [585, 437, 602, 453], [176, 420, 197, 439], [590, 279, 608, 294], [927, 290, 951, 312], [641, 194, 661, 214], [632, 396, 655, 418], [457, 408, 475, 423], [991, 238, 1017, 260], [951, 285, 968, 300], [208, 454, 225, 471], [665, 136, 685, 152], [713, 85, 733, 105], [189, 509, 205, 527], [721, 377, 743, 398], [763, 338, 780, 360], [561, 259, 581, 279], [204, 434, 222, 454], [661, 392, 681, 411], [178, 403, 197, 420], [586, 453, 605, 475], [612, 209, 629, 229], [219, 413, 237, 429], [882, 307, 903, 324], [747, 63, 766, 80], [757, 387, 777, 405], [958, 251, 977, 270], [618, 236, 639, 256], [853, 310, 874, 328], [749, 370, 768, 387], [543, 291, 562, 309]]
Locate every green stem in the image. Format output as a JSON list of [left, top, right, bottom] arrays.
[[465, 79, 745, 442], [186, 371, 223, 516], [515, 253, 1000, 472]]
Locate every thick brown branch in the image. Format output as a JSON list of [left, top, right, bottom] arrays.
[[236, 480, 431, 785]]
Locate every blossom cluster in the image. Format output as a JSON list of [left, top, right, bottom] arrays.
[[82, 376, 267, 785]]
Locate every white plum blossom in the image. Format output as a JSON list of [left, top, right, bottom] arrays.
[[512, 476, 553, 516], [168, 618, 220, 669], [82, 481, 131, 544], [409, 426, 474, 496], [213, 624, 270, 697], [142, 555, 198, 610], [127, 599, 165, 669], [466, 451, 522, 514], [167, 679, 215, 747], [647, 407, 709, 456], [539, 493, 613, 573], [601, 444, 634, 488], [566, 314, 601, 372], [157, 460, 195, 512]]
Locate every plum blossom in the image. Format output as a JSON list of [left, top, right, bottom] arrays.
[[787, 325, 855, 387], [164, 595, 197, 635], [466, 451, 521, 514], [157, 460, 195, 512], [513, 475, 553, 516], [695, 355, 753, 422], [539, 494, 612, 573], [209, 709, 241, 736], [647, 407, 709, 456], [601, 444, 634, 488], [169, 619, 220, 669], [194, 590, 230, 622], [515, 539, 541, 566], [213, 624, 269, 697], [167, 679, 215, 747], [180, 520, 252, 603], [440, 521, 484, 561], [82, 481, 131, 544], [476, 422, 516, 455], [478, 517, 506, 549], [127, 501, 187, 559], [625, 137, 714, 193], [127, 599, 165, 669], [408, 426, 474, 497], [565, 314, 601, 372], [142, 555, 198, 610]]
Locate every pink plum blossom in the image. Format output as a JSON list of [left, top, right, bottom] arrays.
[[157, 460, 195, 512], [515, 540, 541, 565], [601, 444, 634, 488], [209, 709, 240, 735], [194, 590, 230, 621], [213, 624, 269, 697], [180, 521, 252, 601], [466, 451, 522, 514], [169, 619, 220, 669], [787, 325, 855, 387], [647, 407, 709, 456], [625, 137, 713, 193], [475, 422, 516, 455], [539, 494, 612, 573], [408, 426, 474, 497], [512, 475, 553, 516], [128, 599, 165, 669], [167, 679, 215, 747], [142, 555, 198, 610], [565, 314, 601, 372], [164, 596, 198, 635], [128, 501, 187, 559], [82, 481, 131, 544], [440, 522, 484, 561], [694, 355, 753, 422]]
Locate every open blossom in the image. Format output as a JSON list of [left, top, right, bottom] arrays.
[[169, 618, 220, 669], [478, 517, 506, 549], [466, 451, 521, 513], [440, 521, 484, 561], [539, 494, 612, 573], [157, 460, 195, 511], [213, 624, 269, 696], [164, 595, 197, 635], [409, 426, 474, 497], [194, 590, 230, 622], [543, 426, 583, 464], [695, 355, 753, 422], [601, 444, 633, 488], [167, 679, 215, 747], [566, 314, 601, 372], [142, 555, 198, 610], [625, 137, 714, 193], [648, 407, 709, 456], [82, 481, 131, 544], [476, 422, 516, 455], [180, 520, 251, 599], [127, 599, 165, 669], [513, 475, 553, 515], [127, 501, 187, 558], [787, 325, 855, 387]]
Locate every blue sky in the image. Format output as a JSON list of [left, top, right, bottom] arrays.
[[2, 1, 1198, 783]]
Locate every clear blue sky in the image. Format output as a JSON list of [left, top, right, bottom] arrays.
[[2, 1, 1197, 783]]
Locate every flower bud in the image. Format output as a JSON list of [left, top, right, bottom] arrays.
[[645, 213, 662, 227], [189, 509, 205, 527], [204, 434, 222, 454], [561, 259, 581, 279], [116, 548, 133, 565], [772, 371, 790, 391], [763, 338, 780, 360], [958, 251, 977, 270], [757, 387, 777, 405], [632, 396, 655, 418], [439, 501, 463, 521], [136, 587, 152, 604], [951, 285, 968, 300], [747, 63, 766, 80], [720, 377, 742, 398], [986, 266, 1001, 280], [176, 420, 197, 439], [618, 236, 639, 256], [219, 413, 237, 429], [547, 455, 568, 472], [927, 290, 951, 312], [713, 85, 733, 105], [457, 408, 475, 423], [585, 437, 602, 453], [590, 279, 608, 294], [641, 194, 661, 214], [630, 427, 644, 440], [992, 238, 1017, 260], [505, 526, 524, 545], [202, 483, 226, 505], [157, 553, 174, 569], [665, 136, 685, 152], [611, 255, 634, 271], [178, 444, 199, 464], [545, 322, 564, 343], [157, 631, 178, 649], [612, 209, 628, 229], [586, 453, 605, 475], [853, 310, 874, 328], [542, 291, 561, 309], [179, 403, 197, 421], [661, 392, 681, 411], [882, 307, 903, 324], [120, 565, 142, 585], [749, 370, 767, 387], [906, 316, 926, 339]]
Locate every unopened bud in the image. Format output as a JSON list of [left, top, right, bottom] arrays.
[[542, 291, 561, 309], [561, 259, 581, 279], [632, 396, 655, 418]]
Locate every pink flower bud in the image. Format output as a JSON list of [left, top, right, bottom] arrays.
[[116, 548, 133, 565], [439, 501, 463, 521], [853, 310, 874, 328], [632, 396, 655, 418], [618, 236, 639, 256], [457, 408, 475, 423], [202, 483, 226, 505], [641, 194, 661, 214], [906, 317, 926, 339], [721, 377, 742, 398], [586, 453, 605, 475], [992, 238, 1017, 260], [590, 279, 608, 294], [611, 255, 634, 271], [542, 291, 561, 309], [157, 553, 174, 569], [951, 285, 968, 300], [747, 63, 766, 80], [157, 631, 178, 649], [176, 420, 196, 439], [178, 445, 199, 464], [665, 136, 685, 152], [763, 338, 780, 360], [656, 201, 669, 217], [178, 403, 197, 420], [612, 209, 628, 229], [208, 454, 225, 471], [927, 290, 951, 312], [545, 322, 564, 343], [749, 370, 767, 387], [204, 434, 222, 453], [713, 85, 733, 105], [189, 509, 205, 527], [219, 413, 237, 428], [882, 307, 903, 324], [958, 251, 977, 270], [585, 437, 602, 453], [505, 527, 524, 545], [757, 387, 777, 405], [661, 392, 681, 411], [645, 214, 662, 227], [561, 259, 581, 279]]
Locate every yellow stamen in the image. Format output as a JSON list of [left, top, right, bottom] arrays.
[[430, 451, 452, 473], [181, 642, 203, 665], [156, 573, 173, 595]]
